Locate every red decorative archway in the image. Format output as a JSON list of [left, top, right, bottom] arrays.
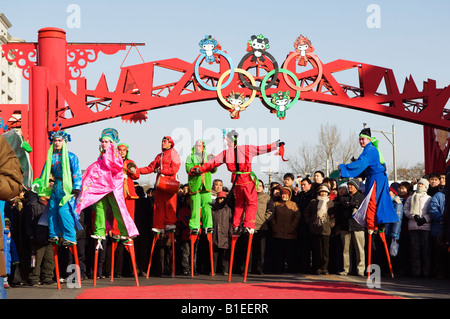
[[1, 28, 449, 175]]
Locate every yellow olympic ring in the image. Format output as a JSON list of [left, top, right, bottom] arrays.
[[217, 68, 258, 112]]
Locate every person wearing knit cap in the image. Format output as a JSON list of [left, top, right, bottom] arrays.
[[76, 128, 139, 241], [137, 136, 181, 234], [36, 124, 82, 246], [347, 178, 360, 191], [339, 127, 398, 277], [335, 177, 365, 276], [403, 178, 432, 277]]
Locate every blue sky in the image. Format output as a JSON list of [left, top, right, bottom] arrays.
[[2, 0, 449, 187]]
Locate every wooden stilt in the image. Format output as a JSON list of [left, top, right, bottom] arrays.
[[243, 233, 253, 283]]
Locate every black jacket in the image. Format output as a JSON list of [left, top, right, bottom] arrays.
[[334, 191, 365, 232], [23, 192, 50, 247]]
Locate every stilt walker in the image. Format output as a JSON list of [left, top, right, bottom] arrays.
[[34, 124, 83, 289], [109, 143, 140, 284], [136, 136, 180, 278], [186, 140, 216, 277], [76, 128, 140, 285], [339, 127, 398, 278], [191, 130, 284, 282]]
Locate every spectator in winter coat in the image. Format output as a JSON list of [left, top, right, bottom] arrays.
[[23, 191, 55, 285], [304, 184, 336, 275], [211, 191, 233, 275], [334, 178, 365, 276], [252, 180, 273, 274], [403, 178, 432, 277], [428, 188, 448, 279], [270, 187, 300, 273], [0, 134, 24, 299]]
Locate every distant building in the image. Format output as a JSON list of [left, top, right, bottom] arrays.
[[0, 13, 24, 104]]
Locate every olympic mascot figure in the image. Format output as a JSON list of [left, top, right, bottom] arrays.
[[191, 130, 284, 282], [339, 127, 398, 278], [135, 136, 180, 277]]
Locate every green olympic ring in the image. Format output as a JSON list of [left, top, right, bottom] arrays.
[[260, 68, 301, 118]]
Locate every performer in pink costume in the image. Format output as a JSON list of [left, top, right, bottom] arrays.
[[76, 128, 139, 240]]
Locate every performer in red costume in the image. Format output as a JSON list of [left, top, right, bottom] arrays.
[[192, 130, 283, 233], [134, 136, 180, 277], [191, 130, 284, 282]]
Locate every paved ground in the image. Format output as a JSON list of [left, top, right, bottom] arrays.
[[5, 272, 450, 299]]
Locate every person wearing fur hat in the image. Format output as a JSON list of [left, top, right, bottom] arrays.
[[36, 124, 82, 246], [403, 178, 432, 277], [304, 184, 336, 275], [76, 128, 139, 241], [136, 136, 181, 234]]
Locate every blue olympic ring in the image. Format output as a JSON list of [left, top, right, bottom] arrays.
[[0, 117, 8, 130], [194, 50, 235, 91]]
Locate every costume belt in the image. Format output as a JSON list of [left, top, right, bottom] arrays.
[[234, 171, 259, 189]]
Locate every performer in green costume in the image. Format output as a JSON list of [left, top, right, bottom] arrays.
[[186, 140, 216, 234]]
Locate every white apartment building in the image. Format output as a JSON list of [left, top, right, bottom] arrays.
[[0, 13, 24, 105]]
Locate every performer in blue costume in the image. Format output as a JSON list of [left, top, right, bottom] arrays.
[[339, 127, 398, 277], [37, 125, 82, 246]]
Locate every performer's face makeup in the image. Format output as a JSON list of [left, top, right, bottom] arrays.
[[359, 137, 370, 148], [54, 138, 64, 150], [118, 146, 127, 159], [101, 139, 111, 150], [195, 142, 204, 153], [162, 138, 171, 150]]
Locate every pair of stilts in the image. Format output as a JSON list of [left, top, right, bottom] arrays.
[[144, 228, 209, 278], [51, 237, 140, 289], [145, 228, 253, 282], [146, 230, 176, 278], [92, 237, 140, 286], [51, 240, 81, 290], [367, 226, 394, 279]]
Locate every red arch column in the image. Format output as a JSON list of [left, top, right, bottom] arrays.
[[30, 28, 67, 174]]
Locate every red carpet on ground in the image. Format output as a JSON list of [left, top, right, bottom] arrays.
[[76, 281, 402, 299]]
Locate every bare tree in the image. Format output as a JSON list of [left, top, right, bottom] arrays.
[[284, 142, 318, 177], [389, 161, 425, 181], [282, 123, 361, 178]]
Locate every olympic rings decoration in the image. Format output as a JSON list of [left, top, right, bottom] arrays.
[[260, 68, 301, 120], [194, 50, 235, 91], [282, 51, 323, 92], [237, 51, 279, 91], [217, 68, 257, 119]]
